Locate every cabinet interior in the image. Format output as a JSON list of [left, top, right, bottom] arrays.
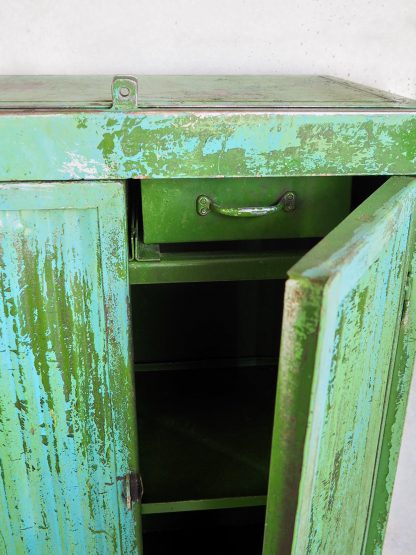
[[128, 175, 387, 553]]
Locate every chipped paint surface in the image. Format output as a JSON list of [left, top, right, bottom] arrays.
[[0, 111, 415, 180], [0, 88, 415, 555], [263, 279, 322, 555], [365, 225, 416, 554], [0, 182, 140, 554], [60, 152, 111, 180], [263, 178, 416, 555]]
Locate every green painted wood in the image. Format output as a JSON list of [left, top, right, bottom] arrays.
[[141, 177, 351, 243], [0, 75, 413, 109], [0, 111, 415, 180], [0, 181, 140, 554], [141, 495, 267, 515], [263, 279, 323, 555], [365, 226, 416, 554], [129, 250, 303, 284], [263, 177, 416, 555]]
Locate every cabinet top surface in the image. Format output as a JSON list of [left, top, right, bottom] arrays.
[[0, 74, 414, 110]]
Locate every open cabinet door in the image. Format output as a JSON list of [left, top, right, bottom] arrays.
[[0, 182, 140, 554], [263, 177, 416, 555]]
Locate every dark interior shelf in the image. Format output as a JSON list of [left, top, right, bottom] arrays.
[[131, 279, 283, 516], [131, 280, 284, 364], [142, 507, 265, 555], [135, 364, 277, 509]]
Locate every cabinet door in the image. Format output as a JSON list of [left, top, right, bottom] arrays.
[[0, 182, 140, 554], [263, 177, 416, 555]]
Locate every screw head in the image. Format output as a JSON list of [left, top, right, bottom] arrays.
[[119, 86, 131, 99], [197, 195, 211, 216], [283, 191, 296, 212]]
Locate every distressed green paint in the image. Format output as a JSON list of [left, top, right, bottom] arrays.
[[263, 278, 323, 555], [263, 177, 416, 555], [0, 75, 415, 555], [0, 111, 415, 180], [365, 225, 416, 554], [0, 182, 140, 554]]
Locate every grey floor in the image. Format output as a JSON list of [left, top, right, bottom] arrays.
[[383, 365, 416, 554]]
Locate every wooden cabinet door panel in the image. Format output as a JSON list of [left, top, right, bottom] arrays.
[[0, 182, 140, 554], [264, 177, 416, 555]]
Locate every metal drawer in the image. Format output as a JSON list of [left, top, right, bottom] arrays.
[[141, 177, 351, 244]]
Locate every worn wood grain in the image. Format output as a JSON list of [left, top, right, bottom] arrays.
[[0, 182, 140, 554], [263, 278, 322, 555], [0, 111, 415, 180], [263, 177, 416, 555], [364, 223, 416, 554]]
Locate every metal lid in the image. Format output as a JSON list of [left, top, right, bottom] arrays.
[[0, 74, 414, 110]]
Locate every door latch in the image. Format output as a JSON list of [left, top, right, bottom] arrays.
[[122, 471, 143, 509]]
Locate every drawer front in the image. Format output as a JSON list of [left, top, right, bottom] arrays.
[[141, 177, 351, 244]]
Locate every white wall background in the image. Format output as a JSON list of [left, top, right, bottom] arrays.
[[0, 1, 415, 552], [1, 0, 415, 99]]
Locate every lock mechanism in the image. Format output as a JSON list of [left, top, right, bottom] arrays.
[[112, 75, 138, 111]]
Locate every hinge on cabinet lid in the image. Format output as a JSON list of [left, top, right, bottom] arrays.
[[112, 76, 138, 111], [122, 472, 143, 509]]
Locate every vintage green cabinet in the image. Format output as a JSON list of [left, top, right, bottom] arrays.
[[0, 75, 415, 554]]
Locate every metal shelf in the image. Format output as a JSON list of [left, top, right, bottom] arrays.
[[129, 250, 302, 284]]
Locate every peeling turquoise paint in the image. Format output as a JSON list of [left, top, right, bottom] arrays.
[[290, 178, 416, 554], [0, 111, 415, 180], [365, 206, 416, 554], [0, 77, 415, 555], [263, 177, 416, 555], [0, 182, 140, 554]]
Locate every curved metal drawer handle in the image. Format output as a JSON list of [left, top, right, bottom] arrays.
[[196, 191, 296, 218]]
